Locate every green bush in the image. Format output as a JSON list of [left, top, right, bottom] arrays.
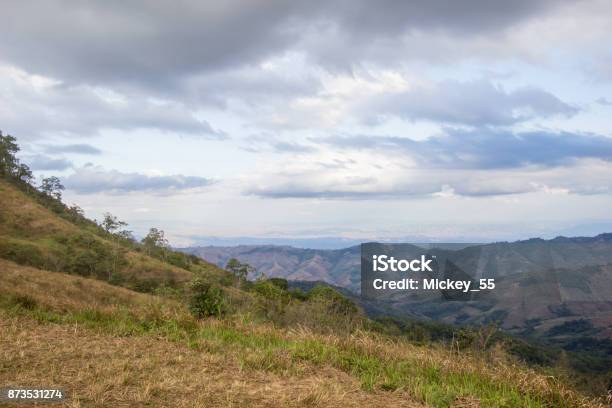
[[307, 285, 359, 316], [188, 278, 226, 318], [252, 280, 287, 301], [0, 238, 48, 268], [267, 277, 288, 290]]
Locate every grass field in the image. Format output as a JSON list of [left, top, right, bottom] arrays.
[[1, 259, 606, 408]]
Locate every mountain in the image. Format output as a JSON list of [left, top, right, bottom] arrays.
[[184, 244, 362, 290], [183, 236, 612, 365]]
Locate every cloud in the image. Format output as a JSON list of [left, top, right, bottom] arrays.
[[596, 97, 612, 106], [23, 154, 73, 171], [320, 129, 612, 169], [64, 165, 214, 194], [246, 129, 612, 199], [246, 157, 612, 200], [241, 133, 317, 153], [358, 80, 578, 126], [43, 144, 102, 155], [0, 1, 575, 90], [0, 66, 226, 139]]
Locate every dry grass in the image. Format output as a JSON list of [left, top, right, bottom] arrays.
[[0, 180, 79, 237], [0, 179, 196, 285], [0, 259, 171, 314], [0, 260, 607, 408], [0, 313, 425, 408]]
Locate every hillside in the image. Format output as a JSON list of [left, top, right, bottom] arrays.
[[184, 239, 612, 371], [3, 259, 607, 407], [0, 260, 425, 407], [0, 178, 226, 290]]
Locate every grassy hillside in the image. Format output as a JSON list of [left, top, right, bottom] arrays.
[[0, 178, 226, 291], [2, 259, 606, 408], [190, 239, 612, 373]]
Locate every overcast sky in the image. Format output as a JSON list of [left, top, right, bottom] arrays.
[[2, 0, 612, 247]]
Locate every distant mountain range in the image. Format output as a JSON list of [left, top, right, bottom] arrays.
[[181, 234, 612, 358], [182, 244, 363, 289]]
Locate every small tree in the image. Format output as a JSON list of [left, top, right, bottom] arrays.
[[66, 204, 85, 222], [0, 132, 34, 188], [188, 278, 225, 318], [101, 212, 127, 234], [225, 258, 255, 286], [40, 176, 65, 200], [100, 212, 129, 281], [15, 163, 33, 186], [141, 228, 169, 258], [0, 131, 19, 178]]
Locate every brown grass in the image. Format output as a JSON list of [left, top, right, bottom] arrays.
[[0, 313, 426, 408], [0, 179, 196, 285], [0, 261, 606, 408], [0, 259, 180, 316]]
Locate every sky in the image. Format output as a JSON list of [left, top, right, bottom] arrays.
[[2, 0, 612, 247]]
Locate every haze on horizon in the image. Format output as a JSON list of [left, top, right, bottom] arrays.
[[2, 0, 612, 247]]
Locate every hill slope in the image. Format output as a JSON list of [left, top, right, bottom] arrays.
[[0, 178, 227, 289], [3, 259, 604, 407], [0, 260, 426, 408], [185, 240, 612, 353]]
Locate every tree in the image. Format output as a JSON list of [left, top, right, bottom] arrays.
[[100, 212, 129, 281], [0, 131, 19, 177], [15, 163, 34, 185], [40, 176, 65, 200], [101, 212, 127, 234], [0, 132, 33, 188], [141, 228, 169, 258], [225, 258, 255, 285], [66, 204, 85, 221]]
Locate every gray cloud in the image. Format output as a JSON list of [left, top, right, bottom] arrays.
[[1, 1, 574, 91], [64, 166, 214, 194], [246, 128, 612, 199], [248, 183, 534, 200], [247, 158, 612, 200], [359, 80, 578, 127], [241, 133, 316, 154], [596, 97, 612, 106], [44, 144, 102, 155], [24, 154, 73, 171], [320, 129, 612, 169], [0, 0, 595, 144], [0, 76, 226, 139]]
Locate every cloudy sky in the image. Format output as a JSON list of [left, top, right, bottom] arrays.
[[2, 0, 612, 247]]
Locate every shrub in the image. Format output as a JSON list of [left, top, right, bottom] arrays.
[[0, 238, 48, 269], [188, 278, 226, 318], [252, 279, 287, 301], [307, 285, 359, 316], [267, 278, 288, 290], [130, 278, 162, 293], [10, 294, 38, 310], [251, 279, 290, 320]]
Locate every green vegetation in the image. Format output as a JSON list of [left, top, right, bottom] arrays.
[[188, 279, 226, 318], [1, 287, 602, 408]]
